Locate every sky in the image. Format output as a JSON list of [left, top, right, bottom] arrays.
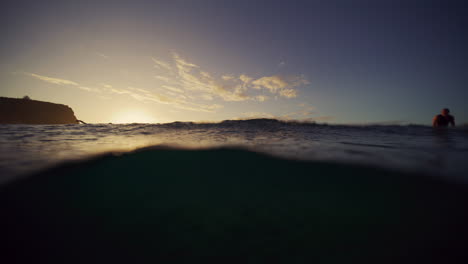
[[1, 0, 467, 124]]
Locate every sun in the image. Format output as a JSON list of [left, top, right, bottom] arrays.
[[110, 109, 159, 124]]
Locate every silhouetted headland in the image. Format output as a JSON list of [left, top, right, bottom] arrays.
[[0, 96, 79, 124]]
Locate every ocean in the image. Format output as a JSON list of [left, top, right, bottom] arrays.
[[1, 119, 467, 183], [2, 119, 468, 262]]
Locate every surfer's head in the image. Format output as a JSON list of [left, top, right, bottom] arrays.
[[442, 108, 450, 116]]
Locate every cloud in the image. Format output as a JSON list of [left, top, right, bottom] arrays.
[[104, 85, 222, 113], [108, 88, 130, 95], [25, 73, 79, 86], [154, 75, 170, 82], [170, 53, 250, 101], [222, 75, 234, 81], [201, 72, 212, 79], [239, 74, 253, 84], [172, 52, 199, 69], [22, 52, 316, 118], [78, 86, 101, 93], [252, 76, 288, 91], [150, 53, 310, 102], [167, 53, 304, 102], [128, 86, 152, 94], [201, 94, 214, 100], [96, 52, 109, 59], [150, 52, 310, 103], [24, 70, 220, 112], [162, 85, 184, 93], [279, 89, 297, 98], [25, 72, 103, 93], [297, 103, 316, 112], [78, 86, 93, 91], [151, 57, 172, 70], [251, 75, 308, 98]]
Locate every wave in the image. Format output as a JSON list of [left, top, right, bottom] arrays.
[[110, 118, 436, 130]]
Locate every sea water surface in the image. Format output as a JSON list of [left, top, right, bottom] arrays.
[[1, 119, 467, 183]]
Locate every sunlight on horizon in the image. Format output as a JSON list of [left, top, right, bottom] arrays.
[[110, 109, 160, 124]]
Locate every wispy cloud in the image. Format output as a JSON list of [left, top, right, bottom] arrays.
[[154, 75, 170, 82], [96, 52, 109, 59], [255, 95, 269, 102], [162, 85, 184, 93], [279, 89, 297, 98], [222, 75, 234, 81], [172, 53, 199, 69], [23, 71, 220, 112], [24, 51, 310, 116], [106, 85, 222, 112], [252, 76, 288, 92], [252, 75, 308, 98], [151, 57, 172, 70], [171, 52, 249, 101], [78, 86, 101, 93], [201, 94, 214, 100], [25, 72, 104, 93], [25, 73, 79, 86], [239, 74, 253, 84], [150, 53, 309, 102]]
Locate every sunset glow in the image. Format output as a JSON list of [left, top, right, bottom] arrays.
[[1, 0, 466, 124], [110, 109, 159, 124]]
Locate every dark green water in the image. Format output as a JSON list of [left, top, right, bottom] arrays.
[[1, 147, 467, 263]]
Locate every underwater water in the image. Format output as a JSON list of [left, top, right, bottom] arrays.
[[1, 119, 467, 183]]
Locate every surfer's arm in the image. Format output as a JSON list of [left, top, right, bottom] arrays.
[[450, 117, 455, 127], [432, 116, 439, 127]]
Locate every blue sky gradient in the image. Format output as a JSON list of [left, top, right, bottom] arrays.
[[1, 0, 467, 124]]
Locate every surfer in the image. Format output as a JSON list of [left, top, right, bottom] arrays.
[[432, 108, 455, 127]]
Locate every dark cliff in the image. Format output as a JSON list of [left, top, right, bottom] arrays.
[[0, 97, 78, 124]]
